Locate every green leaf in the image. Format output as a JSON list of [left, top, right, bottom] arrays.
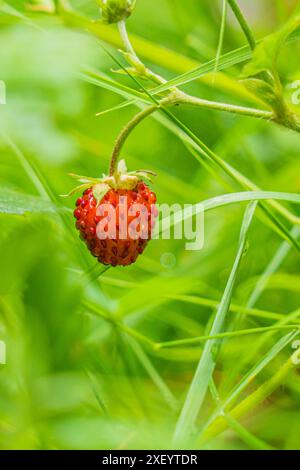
[[96, 98, 136, 117], [80, 69, 149, 103], [158, 190, 300, 236], [243, 6, 300, 77], [0, 188, 59, 215], [240, 78, 278, 107]]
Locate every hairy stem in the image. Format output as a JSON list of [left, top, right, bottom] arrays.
[[118, 19, 137, 58], [109, 104, 158, 175]]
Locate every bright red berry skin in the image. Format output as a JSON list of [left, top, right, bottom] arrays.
[[74, 182, 157, 267]]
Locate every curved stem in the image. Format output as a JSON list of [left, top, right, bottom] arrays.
[[118, 19, 137, 58], [109, 104, 158, 175], [227, 0, 256, 50]]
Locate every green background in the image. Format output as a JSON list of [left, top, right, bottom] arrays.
[[0, 0, 300, 450]]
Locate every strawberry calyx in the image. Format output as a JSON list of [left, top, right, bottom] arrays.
[[61, 159, 156, 205]]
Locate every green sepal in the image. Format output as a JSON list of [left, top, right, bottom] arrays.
[[64, 158, 156, 199], [92, 183, 111, 205], [60, 183, 91, 198], [117, 159, 128, 175], [68, 173, 104, 184], [129, 169, 157, 183]]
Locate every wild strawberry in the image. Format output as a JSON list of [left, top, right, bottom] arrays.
[[66, 160, 158, 267]]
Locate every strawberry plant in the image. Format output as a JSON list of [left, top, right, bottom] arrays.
[[0, 0, 300, 451]]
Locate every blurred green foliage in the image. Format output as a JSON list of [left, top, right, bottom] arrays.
[[0, 0, 300, 450]]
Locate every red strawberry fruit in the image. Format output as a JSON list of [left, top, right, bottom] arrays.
[[68, 160, 157, 267]]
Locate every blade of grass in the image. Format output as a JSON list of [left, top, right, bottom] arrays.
[[157, 325, 299, 349], [116, 276, 201, 318], [150, 44, 253, 95], [247, 226, 300, 308], [209, 380, 274, 450], [222, 412, 275, 450], [81, 264, 111, 284], [84, 301, 177, 409], [141, 31, 298, 95], [227, 0, 256, 50], [201, 340, 299, 442], [169, 294, 283, 321], [158, 190, 300, 237], [154, 108, 300, 248], [173, 201, 257, 446], [213, 0, 228, 78], [14, 4, 300, 103], [84, 300, 155, 351], [80, 69, 149, 103], [1, 132, 53, 200], [96, 98, 136, 117], [200, 329, 299, 442], [224, 226, 300, 392], [85, 370, 107, 415], [233, 309, 300, 375]]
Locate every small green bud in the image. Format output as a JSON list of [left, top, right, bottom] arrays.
[[98, 0, 136, 24]]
